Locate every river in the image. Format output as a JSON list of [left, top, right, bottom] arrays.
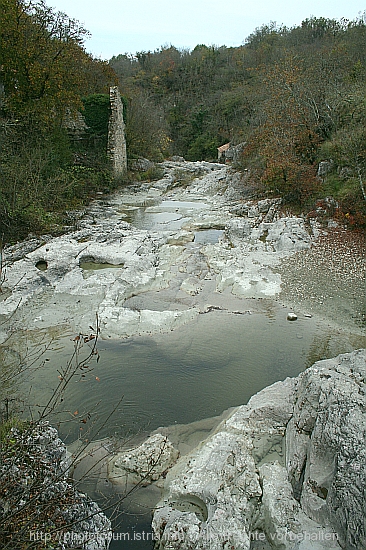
[[0, 160, 364, 548]]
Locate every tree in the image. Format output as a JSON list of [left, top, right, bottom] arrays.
[[0, 0, 90, 125], [125, 91, 170, 160], [320, 86, 366, 221], [0, 0, 119, 242], [241, 55, 321, 202]]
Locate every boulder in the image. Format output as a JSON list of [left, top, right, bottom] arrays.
[[109, 433, 179, 487], [107, 434, 180, 514], [266, 217, 312, 252], [129, 158, 155, 172]]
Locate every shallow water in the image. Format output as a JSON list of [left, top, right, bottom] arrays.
[[16, 296, 363, 550], [119, 198, 209, 231], [4, 190, 365, 549], [194, 229, 224, 244], [19, 299, 364, 446]]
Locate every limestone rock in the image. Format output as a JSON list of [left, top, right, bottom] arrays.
[[266, 217, 312, 251], [287, 312, 298, 321], [152, 378, 295, 549], [0, 161, 315, 339], [152, 432, 256, 550], [317, 161, 334, 178], [259, 462, 341, 549], [109, 434, 179, 487], [129, 158, 154, 172], [152, 350, 366, 550], [289, 349, 366, 549], [0, 422, 111, 550]]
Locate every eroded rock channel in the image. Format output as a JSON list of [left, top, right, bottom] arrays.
[[0, 160, 365, 549]]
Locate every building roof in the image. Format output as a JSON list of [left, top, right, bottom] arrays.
[[217, 143, 231, 153]]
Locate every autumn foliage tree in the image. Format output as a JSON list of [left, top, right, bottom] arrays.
[[242, 56, 321, 204], [0, 0, 118, 241], [0, 0, 92, 124]]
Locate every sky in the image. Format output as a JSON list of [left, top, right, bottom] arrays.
[[48, 0, 365, 60]]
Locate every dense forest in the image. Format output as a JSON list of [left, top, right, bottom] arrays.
[[1, 1, 366, 244]]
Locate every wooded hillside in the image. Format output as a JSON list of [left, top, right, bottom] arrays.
[[111, 15, 366, 225], [0, 0, 117, 241]]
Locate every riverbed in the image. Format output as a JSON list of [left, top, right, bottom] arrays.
[[0, 160, 365, 548]]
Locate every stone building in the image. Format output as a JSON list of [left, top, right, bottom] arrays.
[[217, 142, 231, 162], [218, 142, 246, 164]]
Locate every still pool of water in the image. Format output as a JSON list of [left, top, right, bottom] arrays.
[[13, 299, 364, 550], [117, 198, 209, 231], [17, 300, 364, 446], [194, 229, 224, 244]]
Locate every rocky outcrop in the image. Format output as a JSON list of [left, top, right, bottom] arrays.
[[150, 349, 366, 549], [129, 158, 155, 172], [0, 422, 111, 550], [109, 433, 179, 488], [288, 350, 366, 549]]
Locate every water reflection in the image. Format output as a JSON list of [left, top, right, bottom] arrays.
[[194, 229, 224, 244], [14, 302, 365, 446], [117, 198, 209, 231]]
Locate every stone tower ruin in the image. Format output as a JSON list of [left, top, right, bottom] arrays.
[[107, 86, 127, 176]]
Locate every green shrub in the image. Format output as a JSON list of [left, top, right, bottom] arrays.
[[81, 94, 111, 136]]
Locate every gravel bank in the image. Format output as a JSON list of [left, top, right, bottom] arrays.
[[278, 227, 366, 333]]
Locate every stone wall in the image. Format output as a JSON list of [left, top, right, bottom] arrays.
[[107, 86, 127, 176]]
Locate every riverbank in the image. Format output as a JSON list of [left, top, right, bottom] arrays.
[[278, 226, 365, 333]]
